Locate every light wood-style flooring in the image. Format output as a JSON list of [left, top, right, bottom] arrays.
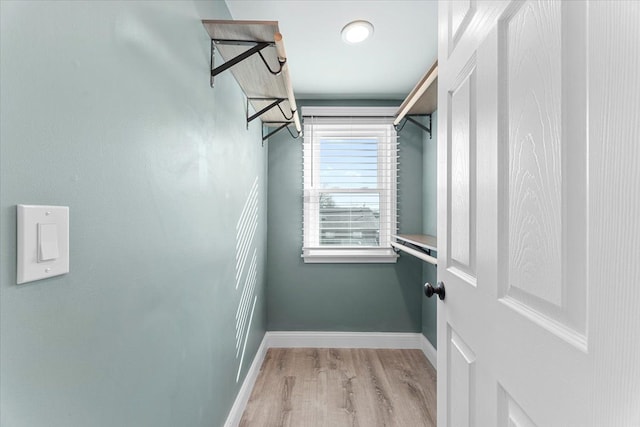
[[239, 348, 437, 427]]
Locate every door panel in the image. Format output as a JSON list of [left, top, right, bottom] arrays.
[[447, 326, 476, 427], [448, 60, 477, 279], [497, 0, 588, 347], [498, 384, 537, 427], [439, 1, 640, 424], [438, 1, 598, 426], [449, 0, 476, 56], [503, 0, 563, 307]]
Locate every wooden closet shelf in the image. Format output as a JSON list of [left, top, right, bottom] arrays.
[[201, 20, 301, 135], [394, 61, 438, 126]]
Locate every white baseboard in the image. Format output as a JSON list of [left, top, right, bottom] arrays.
[[266, 331, 422, 349], [223, 336, 269, 427], [224, 331, 438, 427], [418, 333, 437, 369]]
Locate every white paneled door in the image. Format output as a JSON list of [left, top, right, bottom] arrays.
[[437, 1, 640, 426]]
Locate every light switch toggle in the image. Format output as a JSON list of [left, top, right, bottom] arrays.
[[38, 223, 59, 262]]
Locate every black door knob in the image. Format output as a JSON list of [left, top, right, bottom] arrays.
[[424, 281, 445, 300]]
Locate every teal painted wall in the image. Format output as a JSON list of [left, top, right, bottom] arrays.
[[421, 112, 438, 348], [266, 100, 425, 332], [0, 2, 267, 426]]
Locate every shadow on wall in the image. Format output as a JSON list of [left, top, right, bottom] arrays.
[[235, 176, 260, 382]]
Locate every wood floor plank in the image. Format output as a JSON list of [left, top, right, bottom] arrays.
[[240, 348, 437, 427], [377, 349, 437, 426]]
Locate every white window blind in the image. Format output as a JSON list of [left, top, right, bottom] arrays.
[[302, 107, 398, 263]]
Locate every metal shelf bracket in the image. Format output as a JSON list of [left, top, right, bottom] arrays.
[[261, 121, 302, 146], [209, 39, 285, 88], [246, 97, 295, 128], [395, 114, 432, 139]]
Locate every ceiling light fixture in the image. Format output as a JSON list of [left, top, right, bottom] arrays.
[[341, 20, 374, 44]]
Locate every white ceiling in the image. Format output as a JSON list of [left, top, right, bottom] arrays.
[[224, 0, 438, 100]]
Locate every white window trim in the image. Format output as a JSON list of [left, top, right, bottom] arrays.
[[302, 106, 398, 117], [302, 106, 399, 264]]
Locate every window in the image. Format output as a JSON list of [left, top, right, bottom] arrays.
[[302, 107, 398, 263]]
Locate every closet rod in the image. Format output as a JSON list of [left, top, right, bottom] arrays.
[[274, 32, 302, 135], [302, 116, 396, 119], [390, 241, 437, 265]]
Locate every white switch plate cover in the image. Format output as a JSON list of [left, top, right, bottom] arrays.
[[17, 205, 69, 284]]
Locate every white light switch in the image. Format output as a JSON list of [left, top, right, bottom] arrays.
[[17, 205, 69, 284], [38, 223, 59, 262]]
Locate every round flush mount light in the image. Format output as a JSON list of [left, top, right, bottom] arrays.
[[341, 20, 374, 44]]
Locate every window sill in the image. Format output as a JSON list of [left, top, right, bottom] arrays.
[[302, 247, 398, 264]]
